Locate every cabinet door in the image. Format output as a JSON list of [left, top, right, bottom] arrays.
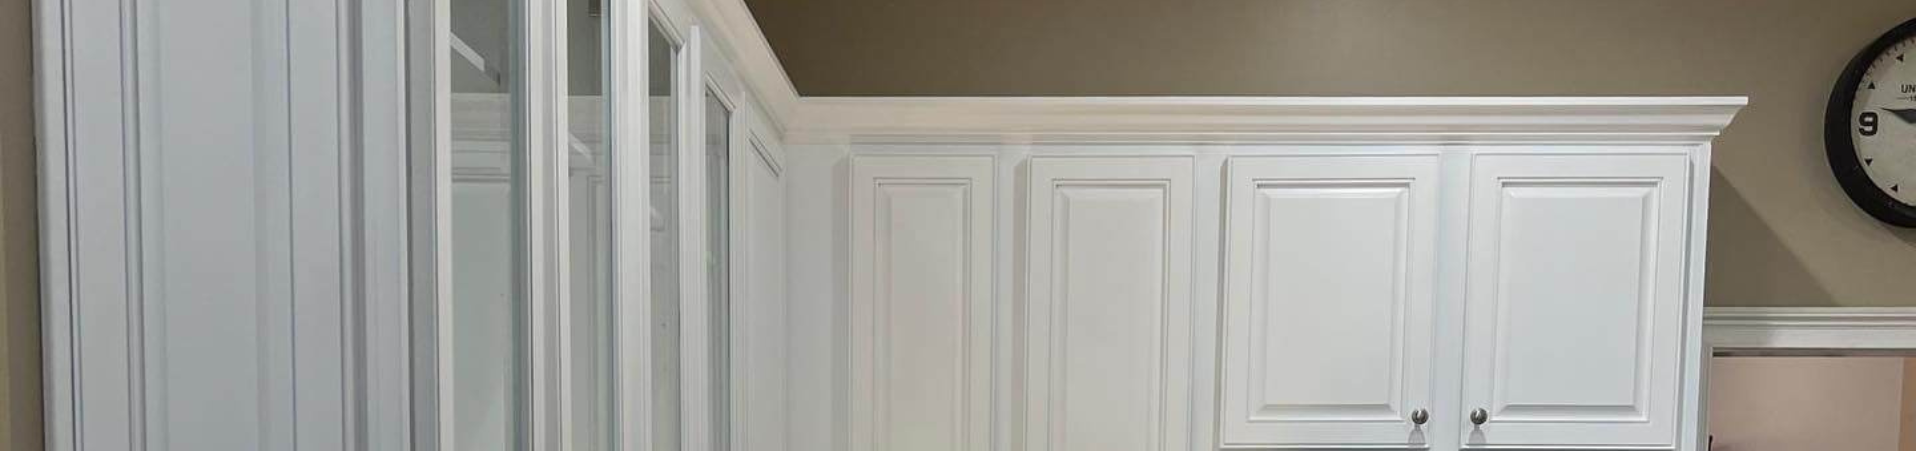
[[1026, 156, 1194, 451], [1219, 155, 1440, 448], [850, 156, 995, 451], [1460, 153, 1690, 448]]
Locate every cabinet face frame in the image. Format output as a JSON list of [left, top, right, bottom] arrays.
[[1025, 156, 1196, 451], [1458, 151, 1693, 449], [1218, 155, 1443, 448]]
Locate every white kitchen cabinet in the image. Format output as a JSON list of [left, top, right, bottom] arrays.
[[1219, 155, 1442, 448], [1217, 150, 1697, 450], [1459, 153, 1691, 449], [1026, 156, 1195, 451], [849, 156, 996, 451], [807, 99, 1738, 451], [839, 148, 1708, 451]]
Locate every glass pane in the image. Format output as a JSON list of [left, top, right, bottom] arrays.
[[649, 23, 683, 451], [449, 0, 525, 447], [568, 0, 614, 448], [704, 90, 733, 451]]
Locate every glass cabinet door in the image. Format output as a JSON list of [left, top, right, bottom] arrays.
[[567, 0, 616, 448], [416, 1, 739, 450], [446, 0, 527, 449]]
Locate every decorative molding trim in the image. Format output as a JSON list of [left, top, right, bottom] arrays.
[[693, 0, 802, 132], [36, 0, 150, 448], [786, 97, 1748, 144], [1703, 307, 1916, 351]]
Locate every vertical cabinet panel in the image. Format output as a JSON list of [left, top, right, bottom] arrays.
[[1027, 157, 1194, 451], [736, 140, 789, 451], [1461, 153, 1690, 448], [850, 156, 995, 451], [1220, 155, 1440, 448]]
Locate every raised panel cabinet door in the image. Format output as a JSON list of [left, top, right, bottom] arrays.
[[1460, 153, 1691, 448], [1026, 156, 1195, 451], [1219, 155, 1441, 448], [849, 156, 995, 451]]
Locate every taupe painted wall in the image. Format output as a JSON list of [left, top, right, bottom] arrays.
[[1902, 358, 1916, 451], [1708, 357, 1908, 451], [0, 0, 38, 446], [749, 0, 1916, 306]]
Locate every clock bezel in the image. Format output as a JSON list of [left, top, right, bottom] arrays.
[[1826, 17, 1916, 228]]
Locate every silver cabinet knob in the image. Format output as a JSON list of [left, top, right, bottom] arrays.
[[1410, 408, 1429, 426], [1469, 408, 1488, 426]]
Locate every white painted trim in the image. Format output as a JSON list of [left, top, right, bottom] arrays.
[[357, 0, 415, 444], [34, 2, 126, 449], [678, 22, 716, 451], [787, 97, 1748, 144], [689, 0, 801, 132], [1678, 143, 1714, 451], [1704, 307, 1916, 351], [527, 0, 569, 446], [406, 0, 454, 448], [611, 2, 656, 451]]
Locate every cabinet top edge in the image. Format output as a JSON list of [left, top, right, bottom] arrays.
[[785, 96, 1748, 146], [798, 96, 1750, 108]]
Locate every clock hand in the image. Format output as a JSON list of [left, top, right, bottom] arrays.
[[1882, 108, 1916, 124]]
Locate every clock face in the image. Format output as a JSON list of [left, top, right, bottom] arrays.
[[1849, 34, 1916, 206], [1828, 18, 1916, 227]]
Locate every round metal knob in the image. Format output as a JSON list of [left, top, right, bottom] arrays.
[[1410, 408, 1429, 426], [1470, 408, 1489, 426]]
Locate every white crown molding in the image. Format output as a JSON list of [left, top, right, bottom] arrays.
[[785, 96, 1749, 144], [696, 0, 1749, 146], [1704, 307, 1916, 351], [694, 0, 803, 132]]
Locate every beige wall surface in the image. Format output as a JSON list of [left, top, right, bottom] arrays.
[[1902, 358, 1916, 451], [1708, 357, 1906, 451], [748, 0, 1916, 306], [0, 0, 36, 445]]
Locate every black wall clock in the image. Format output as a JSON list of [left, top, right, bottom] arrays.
[[1827, 18, 1916, 227]]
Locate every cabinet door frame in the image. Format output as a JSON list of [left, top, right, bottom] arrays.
[[849, 155, 997, 451], [1219, 154, 1443, 448], [1459, 151, 1693, 448], [1025, 156, 1195, 451]]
